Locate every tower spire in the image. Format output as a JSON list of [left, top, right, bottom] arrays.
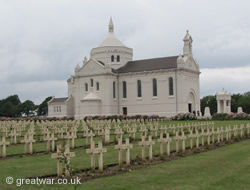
[[109, 17, 114, 33]]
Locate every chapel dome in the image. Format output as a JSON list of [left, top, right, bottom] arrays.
[[98, 18, 125, 47], [90, 17, 133, 69], [99, 33, 125, 47]]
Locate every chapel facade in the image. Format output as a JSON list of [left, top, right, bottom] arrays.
[[48, 18, 201, 119]]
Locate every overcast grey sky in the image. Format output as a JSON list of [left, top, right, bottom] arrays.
[[1, 0, 250, 104]]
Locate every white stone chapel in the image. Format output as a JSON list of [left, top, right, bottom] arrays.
[[48, 18, 201, 119]]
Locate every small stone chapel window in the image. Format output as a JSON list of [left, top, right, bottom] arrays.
[[111, 55, 114, 62], [85, 83, 88, 92], [90, 79, 94, 87], [153, 78, 157, 97], [113, 81, 116, 99], [123, 81, 127, 99], [96, 82, 100, 91], [169, 77, 174, 96], [137, 80, 142, 98], [117, 55, 120, 62]]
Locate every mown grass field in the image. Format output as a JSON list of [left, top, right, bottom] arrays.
[[0, 120, 249, 190]]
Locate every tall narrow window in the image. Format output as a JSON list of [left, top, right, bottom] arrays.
[[85, 83, 88, 92], [123, 81, 127, 98], [90, 79, 94, 87], [111, 55, 114, 62], [153, 78, 157, 97], [96, 82, 100, 91], [113, 81, 116, 99], [169, 77, 174, 96], [117, 55, 120, 62], [137, 80, 142, 97]]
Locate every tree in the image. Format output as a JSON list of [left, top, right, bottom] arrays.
[[200, 95, 217, 115], [19, 100, 37, 117], [5, 95, 21, 106], [237, 92, 250, 113], [231, 93, 242, 113], [1, 101, 15, 117], [37, 96, 53, 116], [0, 95, 22, 117]]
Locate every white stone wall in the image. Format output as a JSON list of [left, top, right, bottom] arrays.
[[69, 72, 119, 119], [117, 68, 200, 117], [66, 97, 74, 117], [176, 69, 200, 115], [48, 103, 67, 118]]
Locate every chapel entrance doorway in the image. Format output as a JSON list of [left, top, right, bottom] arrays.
[[188, 103, 192, 113], [187, 92, 195, 113]]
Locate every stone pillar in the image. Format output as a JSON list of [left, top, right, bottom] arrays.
[[217, 100, 221, 113], [223, 100, 227, 113], [228, 101, 231, 113]]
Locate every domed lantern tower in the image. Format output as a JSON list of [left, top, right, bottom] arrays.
[[90, 18, 133, 69]]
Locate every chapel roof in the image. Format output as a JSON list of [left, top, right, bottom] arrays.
[[114, 56, 178, 74], [50, 97, 68, 103]]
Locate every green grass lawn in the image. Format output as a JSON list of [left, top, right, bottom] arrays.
[[74, 139, 250, 190], [0, 120, 250, 189]]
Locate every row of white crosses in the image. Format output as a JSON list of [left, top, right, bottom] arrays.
[[1, 120, 248, 162]]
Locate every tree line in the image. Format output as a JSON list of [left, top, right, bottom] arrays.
[[201, 91, 250, 115], [0, 95, 52, 117], [0, 92, 249, 118]]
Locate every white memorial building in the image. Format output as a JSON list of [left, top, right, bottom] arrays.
[[48, 18, 201, 119]]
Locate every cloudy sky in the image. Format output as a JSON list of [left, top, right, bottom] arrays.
[[1, 0, 250, 104]]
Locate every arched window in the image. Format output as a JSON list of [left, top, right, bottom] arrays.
[[96, 82, 100, 91], [113, 81, 116, 99], [123, 81, 127, 98], [169, 77, 174, 96], [152, 78, 157, 97], [90, 79, 94, 87], [85, 83, 88, 92], [111, 55, 114, 62], [137, 80, 142, 97], [117, 55, 120, 62]]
